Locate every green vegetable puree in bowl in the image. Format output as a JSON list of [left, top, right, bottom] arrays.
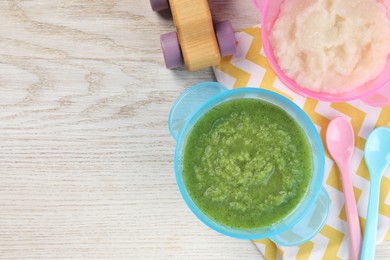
[[183, 99, 312, 230]]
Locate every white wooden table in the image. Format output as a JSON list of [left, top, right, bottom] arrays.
[[0, 0, 388, 259]]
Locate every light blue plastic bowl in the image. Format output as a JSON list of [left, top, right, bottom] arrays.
[[169, 82, 330, 245]]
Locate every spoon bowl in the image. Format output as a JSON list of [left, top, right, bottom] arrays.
[[326, 117, 355, 164], [364, 127, 390, 174]]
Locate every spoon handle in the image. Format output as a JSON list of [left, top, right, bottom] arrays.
[[339, 163, 362, 260], [361, 180, 380, 260]]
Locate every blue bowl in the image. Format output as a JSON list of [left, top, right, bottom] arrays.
[[169, 82, 329, 245]]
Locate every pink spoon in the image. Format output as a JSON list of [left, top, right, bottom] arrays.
[[326, 117, 362, 260]]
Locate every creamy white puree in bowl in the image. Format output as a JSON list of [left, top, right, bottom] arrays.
[[270, 0, 390, 93]]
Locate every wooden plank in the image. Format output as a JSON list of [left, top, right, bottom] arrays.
[[0, 0, 261, 259]]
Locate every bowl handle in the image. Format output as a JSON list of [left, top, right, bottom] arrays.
[[253, 0, 266, 13], [361, 82, 390, 107], [270, 187, 330, 246], [168, 82, 228, 141]]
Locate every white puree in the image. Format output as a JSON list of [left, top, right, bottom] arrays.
[[270, 0, 390, 93]]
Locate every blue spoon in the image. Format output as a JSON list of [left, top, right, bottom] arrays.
[[361, 127, 390, 260]]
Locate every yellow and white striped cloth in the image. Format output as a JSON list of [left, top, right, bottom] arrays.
[[214, 25, 390, 260]]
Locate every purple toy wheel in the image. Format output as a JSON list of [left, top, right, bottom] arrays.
[[215, 20, 236, 57], [161, 32, 184, 69], [150, 0, 170, 12]]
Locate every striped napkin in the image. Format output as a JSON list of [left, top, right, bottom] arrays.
[[213, 25, 390, 260]]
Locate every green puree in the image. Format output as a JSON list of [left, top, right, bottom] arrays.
[[183, 99, 312, 230]]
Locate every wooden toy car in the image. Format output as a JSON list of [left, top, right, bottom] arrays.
[[150, 0, 236, 71]]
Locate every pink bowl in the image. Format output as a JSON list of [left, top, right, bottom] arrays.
[[253, 0, 390, 106]]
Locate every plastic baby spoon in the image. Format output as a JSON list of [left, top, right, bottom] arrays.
[[326, 117, 362, 260], [361, 127, 390, 260]]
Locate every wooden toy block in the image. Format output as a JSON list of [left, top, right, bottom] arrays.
[[151, 0, 237, 71], [170, 0, 220, 71]]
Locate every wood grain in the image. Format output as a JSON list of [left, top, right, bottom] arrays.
[[0, 0, 388, 259]]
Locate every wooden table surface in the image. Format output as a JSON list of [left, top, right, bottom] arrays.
[[0, 0, 388, 259]]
